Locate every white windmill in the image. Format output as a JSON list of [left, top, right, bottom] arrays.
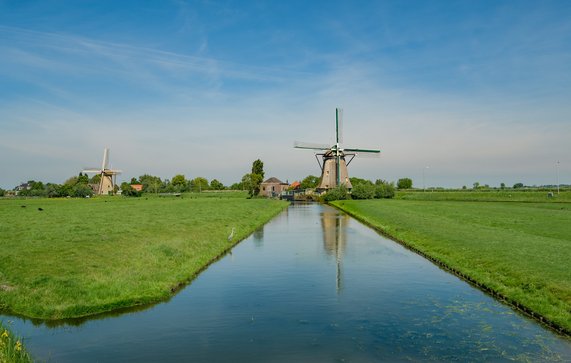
[[83, 148, 122, 195]]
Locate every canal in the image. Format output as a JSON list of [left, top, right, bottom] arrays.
[[2, 203, 571, 362]]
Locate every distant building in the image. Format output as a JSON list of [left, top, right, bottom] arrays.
[[131, 184, 143, 192], [260, 177, 289, 197], [289, 181, 301, 189]]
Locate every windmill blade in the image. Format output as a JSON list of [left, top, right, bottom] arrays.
[[336, 108, 343, 144], [106, 169, 122, 174], [294, 141, 330, 150], [102, 148, 109, 170], [343, 148, 381, 158], [343, 148, 381, 153], [83, 169, 102, 173]]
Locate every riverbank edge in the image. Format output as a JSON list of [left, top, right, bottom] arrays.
[[0, 321, 33, 363], [329, 201, 571, 338], [2, 201, 289, 323]]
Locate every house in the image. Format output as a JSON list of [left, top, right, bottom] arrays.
[[259, 177, 289, 197], [131, 184, 143, 192]]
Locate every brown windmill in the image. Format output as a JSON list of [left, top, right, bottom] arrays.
[[83, 148, 122, 195], [294, 108, 380, 191]]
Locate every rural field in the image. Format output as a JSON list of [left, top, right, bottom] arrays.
[[331, 193, 571, 334], [0, 192, 287, 320]]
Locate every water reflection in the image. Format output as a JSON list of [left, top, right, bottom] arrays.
[[320, 209, 349, 293]]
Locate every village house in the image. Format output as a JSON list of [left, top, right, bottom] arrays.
[[259, 177, 289, 197]]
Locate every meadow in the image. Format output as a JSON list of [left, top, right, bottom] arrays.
[[0, 192, 287, 320], [397, 189, 571, 202], [331, 196, 571, 334]]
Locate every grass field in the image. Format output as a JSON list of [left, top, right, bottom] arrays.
[[331, 198, 571, 334], [0, 192, 287, 320], [397, 189, 571, 202]]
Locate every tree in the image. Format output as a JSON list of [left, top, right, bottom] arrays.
[[242, 173, 263, 197], [90, 174, 101, 185], [247, 159, 265, 196], [252, 159, 265, 179], [300, 175, 320, 189], [0, 188, 5, 197], [397, 178, 413, 189], [349, 177, 373, 186], [191, 177, 209, 192], [139, 174, 162, 193], [210, 179, 225, 190], [77, 172, 89, 185], [120, 182, 141, 197], [72, 184, 93, 198], [130, 177, 139, 185], [473, 182, 480, 189], [374, 179, 395, 199], [171, 174, 188, 192], [500, 182, 506, 189], [513, 182, 524, 189]]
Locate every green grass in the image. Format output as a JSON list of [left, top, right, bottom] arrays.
[[0, 193, 287, 320], [0, 322, 32, 363], [331, 199, 571, 334], [397, 190, 571, 202]]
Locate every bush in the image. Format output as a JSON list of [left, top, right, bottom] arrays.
[[351, 183, 375, 199], [323, 185, 349, 202], [374, 182, 395, 199], [72, 184, 94, 198], [397, 178, 412, 189], [121, 182, 141, 197]]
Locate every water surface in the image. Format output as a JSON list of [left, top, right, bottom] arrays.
[[2, 203, 570, 362]]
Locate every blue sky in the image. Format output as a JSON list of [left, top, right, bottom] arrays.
[[1, 0, 570, 188]]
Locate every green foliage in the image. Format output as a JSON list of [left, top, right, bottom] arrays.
[[473, 182, 480, 189], [251, 159, 265, 179], [171, 174, 187, 190], [332, 199, 571, 332], [242, 173, 263, 197], [210, 179, 225, 190], [351, 183, 375, 199], [139, 174, 162, 193], [500, 182, 506, 189], [301, 175, 320, 189], [513, 182, 524, 189], [397, 178, 412, 189], [191, 177, 209, 192], [349, 177, 373, 187], [0, 196, 287, 319], [77, 172, 89, 185], [90, 174, 101, 185], [0, 322, 33, 363], [72, 184, 93, 198], [374, 179, 395, 198], [0, 188, 5, 197], [323, 185, 349, 201], [130, 177, 139, 185], [229, 182, 244, 190], [120, 182, 141, 197]]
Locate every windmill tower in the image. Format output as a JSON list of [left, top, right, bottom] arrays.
[[83, 148, 122, 195], [294, 108, 380, 191]]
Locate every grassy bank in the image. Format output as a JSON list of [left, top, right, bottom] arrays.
[[0, 193, 287, 320], [331, 199, 571, 334], [0, 322, 32, 363], [397, 189, 571, 202]]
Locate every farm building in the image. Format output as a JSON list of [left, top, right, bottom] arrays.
[[260, 177, 289, 197]]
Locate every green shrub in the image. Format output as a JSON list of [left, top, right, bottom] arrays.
[[374, 180, 395, 199], [351, 183, 375, 199], [323, 185, 349, 201]]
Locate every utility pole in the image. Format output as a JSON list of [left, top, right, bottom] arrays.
[[555, 160, 559, 195], [423, 166, 429, 192]]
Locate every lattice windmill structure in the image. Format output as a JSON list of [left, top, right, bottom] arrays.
[[83, 148, 122, 195], [294, 108, 380, 191]]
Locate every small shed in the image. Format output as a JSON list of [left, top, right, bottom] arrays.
[[260, 177, 289, 197]]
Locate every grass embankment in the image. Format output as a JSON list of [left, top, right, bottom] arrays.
[[0, 192, 287, 320], [0, 322, 32, 363], [331, 198, 571, 335], [397, 189, 571, 202]]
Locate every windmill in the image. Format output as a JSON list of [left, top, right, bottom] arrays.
[[294, 108, 380, 191], [83, 148, 122, 195]]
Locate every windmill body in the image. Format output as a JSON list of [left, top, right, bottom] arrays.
[[83, 148, 122, 195], [294, 108, 380, 191]]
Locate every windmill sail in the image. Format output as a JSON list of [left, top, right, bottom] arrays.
[[294, 108, 381, 191]]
